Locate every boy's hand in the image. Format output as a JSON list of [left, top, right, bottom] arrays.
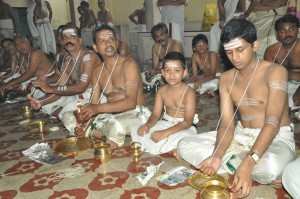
[[74, 126, 85, 138], [150, 130, 169, 142], [137, 124, 150, 136]]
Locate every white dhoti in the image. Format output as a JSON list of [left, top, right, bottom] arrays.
[[2, 73, 21, 83], [137, 24, 146, 32], [20, 77, 36, 91], [209, 0, 241, 53], [282, 157, 300, 199], [288, 80, 300, 108], [247, 6, 287, 59], [0, 19, 14, 39], [35, 18, 56, 54], [81, 27, 95, 48], [188, 79, 219, 94], [131, 113, 198, 155], [141, 72, 163, 86], [61, 94, 107, 135], [83, 106, 151, 146], [41, 95, 76, 117], [178, 121, 295, 184]]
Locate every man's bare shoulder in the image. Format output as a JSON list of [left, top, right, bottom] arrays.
[[120, 55, 139, 70], [265, 42, 280, 53], [31, 49, 47, 59], [260, 59, 288, 78]]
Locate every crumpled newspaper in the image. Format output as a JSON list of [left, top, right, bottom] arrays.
[[156, 166, 196, 186], [137, 161, 164, 186], [22, 143, 66, 165]]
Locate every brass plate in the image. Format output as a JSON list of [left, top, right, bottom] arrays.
[[52, 137, 95, 156], [188, 172, 227, 191]]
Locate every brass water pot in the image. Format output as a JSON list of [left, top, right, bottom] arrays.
[[94, 143, 112, 164], [130, 142, 144, 162], [200, 179, 230, 199], [22, 105, 33, 119]]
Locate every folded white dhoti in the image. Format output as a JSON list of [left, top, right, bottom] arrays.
[[141, 72, 163, 86], [131, 113, 198, 155], [178, 121, 295, 184], [188, 79, 219, 94], [84, 106, 151, 146]]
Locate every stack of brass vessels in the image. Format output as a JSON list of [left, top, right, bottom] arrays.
[[130, 142, 144, 162], [22, 105, 34, 119], [188, 172, 230, 199]]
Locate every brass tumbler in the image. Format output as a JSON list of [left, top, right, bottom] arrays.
[[94, 143, 112, 164], [200, 179, 230, 199]]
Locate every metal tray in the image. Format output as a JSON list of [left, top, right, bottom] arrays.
[[52, 137, 95, 156]]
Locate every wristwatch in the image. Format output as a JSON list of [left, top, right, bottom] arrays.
[[248, 151, 260, 163]]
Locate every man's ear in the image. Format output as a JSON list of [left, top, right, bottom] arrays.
[[253, 40, 259, 52], [92, 44, 98, 52]]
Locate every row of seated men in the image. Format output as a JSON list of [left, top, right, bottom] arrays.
[[0, 15, 299, 198]]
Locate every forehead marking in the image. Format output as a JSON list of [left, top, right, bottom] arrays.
[[224, 38, 243, 50], [62, 29, 77, 36]]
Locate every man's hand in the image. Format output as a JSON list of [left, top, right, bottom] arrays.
[[27, 95, 42, 110], [150, 130, 169, 142], [219, 20, 225, 30], [32, 79, 53, 93], [137, 124, 150, 136], [74, 126, 85, 139], [80, 104, 99, 122], [194, 82, 201, 91], [197, 156, 222, 175]]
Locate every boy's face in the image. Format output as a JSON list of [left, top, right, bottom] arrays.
[[161, 60, 187, 85], [276, 22, 298, 46], [224, 37, 258, 70], [194, 40, 208, 54]]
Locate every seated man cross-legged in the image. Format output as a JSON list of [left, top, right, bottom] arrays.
[[178, 19, 295, 198]]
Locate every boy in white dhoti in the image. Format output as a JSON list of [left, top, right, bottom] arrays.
[[131, 52, 198, 159], [178, 19, 295, 198], [187, 34, 222, 96]]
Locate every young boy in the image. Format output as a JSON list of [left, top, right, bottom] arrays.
[[131, 52, 198, 159], [188, 34, 221, 96]]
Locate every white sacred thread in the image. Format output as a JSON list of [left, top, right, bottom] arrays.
[[49, 164, 87, 182], [83, 55, 119, 131], [37, 48, 82, 103], [209, 58, 260, 165], [273, 40, 297, 65]]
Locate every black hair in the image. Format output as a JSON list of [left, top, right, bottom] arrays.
[[1, 38, 14, 46], [151, 23, 168, 40], [61, 24, 81, 38], [192, 34, 208, 48], [220, 19, 257, 44], [93, 24, 116, 43], [57, 25, 65, 35], [275, 14, 300, 31], [80, 1, 89, 8], [77, 5, 83, 11], [162, 51, 186, 70]]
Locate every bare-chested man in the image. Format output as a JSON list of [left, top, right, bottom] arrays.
[[242, 0, 288, 59], [264, 14, 300, 112], [70, 24, 150, 148], [28, 25, 101, 121], [142, 23, 183, 88], [178, 19, 295, 198], [0, 0, 17, 39], [0, 35, 52, 95], [80, 1, 97, 48], [188, 34, 222, 96], [0, 38, 19, 82], [129, 1, 146, 32], [97, 0, 113, 27]]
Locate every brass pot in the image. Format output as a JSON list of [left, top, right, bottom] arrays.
[[94, 143, 112, 164], [35, 121, 45, 133], [130, 142, 144, 162], [200, 179, 230, 199], [22, 105, 33, 119]]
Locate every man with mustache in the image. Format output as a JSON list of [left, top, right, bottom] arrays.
[[264, 14, 300, 116], [0, 35, 52, 95], [142, 23, 183, 90], [28, 24, 102, 121], [68, 24, 150, 149]]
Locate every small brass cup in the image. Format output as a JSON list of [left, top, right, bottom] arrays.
[[200, 179, 230, 199], [22, 105, 34, 119], [130, 142, 144, 162], [94, 143, 112, 164]]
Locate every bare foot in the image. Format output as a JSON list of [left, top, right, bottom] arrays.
[[106, 139, 118, 149], [271, 179, 282, 185], [169, 149, 181, 161]]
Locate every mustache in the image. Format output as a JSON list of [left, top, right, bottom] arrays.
[[284, 36, 293, 40], [158, 40, 165, 45], [65, 42, 74, 46]]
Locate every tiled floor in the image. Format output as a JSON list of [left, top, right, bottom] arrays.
[[0, 92, 298, 199]]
